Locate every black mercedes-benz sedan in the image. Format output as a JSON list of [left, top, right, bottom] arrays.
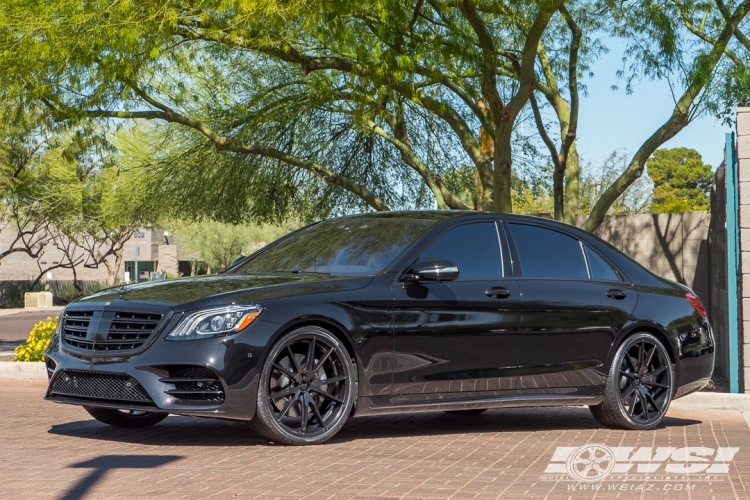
[[44, 211, 714, 445]]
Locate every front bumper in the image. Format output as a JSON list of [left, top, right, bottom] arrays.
[[44, 318, 282, 420]]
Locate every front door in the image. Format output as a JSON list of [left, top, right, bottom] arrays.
[[505, 222, 638, 393], [392, 221, 521, 398]]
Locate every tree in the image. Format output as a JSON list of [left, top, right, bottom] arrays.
[[0, 0, 573, 222], [511, 149, 653, 216], [1, 0, 748, 232], [647, 147, 712, 213], [172, 220, 298, 274]]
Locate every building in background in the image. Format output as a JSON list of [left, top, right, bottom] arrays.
[[0, 227, 201, 285]]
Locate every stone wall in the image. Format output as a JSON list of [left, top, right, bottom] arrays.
[[736, 107, 750, 391]]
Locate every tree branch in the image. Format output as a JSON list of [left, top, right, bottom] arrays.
[[583, 0, 750, 232]]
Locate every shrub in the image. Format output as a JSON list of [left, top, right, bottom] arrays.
[[15, 317, 58, 361], [51, 281, 110, 305], [0, 280, 44, 308]]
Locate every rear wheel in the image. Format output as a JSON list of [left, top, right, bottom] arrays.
[[590, 332, 674, 430], [84, 407, 168, 428], [251, 326, 356, 445]]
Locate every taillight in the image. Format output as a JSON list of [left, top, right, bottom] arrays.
[[686, 291, 708, 320]]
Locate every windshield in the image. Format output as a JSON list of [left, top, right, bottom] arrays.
[[234, 217, 439, 276]]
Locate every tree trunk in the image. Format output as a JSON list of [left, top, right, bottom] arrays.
[[104, 249, 124, 286], [492, 124, 513, 212], [563, 143, 580, 224]]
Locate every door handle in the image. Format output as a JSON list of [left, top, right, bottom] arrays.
[[606, 289, 627, 300], [485, 286, 511, 299]]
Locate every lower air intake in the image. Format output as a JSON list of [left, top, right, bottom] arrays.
[[50, 369, 153, 403]]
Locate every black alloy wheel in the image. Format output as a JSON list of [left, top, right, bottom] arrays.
[[84, 407, 168, 428], [251, 326, 356, 445], [590, 332, 674, 430]]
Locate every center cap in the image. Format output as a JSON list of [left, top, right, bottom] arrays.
[[633, 375, 641, 386], [300, 380, 309, 391]]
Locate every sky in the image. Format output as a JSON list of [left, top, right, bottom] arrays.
[[540, 38, 733, 171]]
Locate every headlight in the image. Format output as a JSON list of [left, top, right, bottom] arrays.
[[165, 305, 262, 341]]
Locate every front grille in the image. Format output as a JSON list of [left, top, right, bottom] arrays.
[[160, 366, 225, 403], [62, 311, 93, 349], [61, 310, 163, 352], [50, 369, 153, 403], [105, 312, 162, 350]]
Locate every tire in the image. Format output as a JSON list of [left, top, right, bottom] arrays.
[[251, 326, 356, 445], [590, 332, 674, 430], [84, 407, 168, 428], [444, 409, 487, 416]]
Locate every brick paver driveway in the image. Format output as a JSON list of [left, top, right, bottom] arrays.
[[2, 381, 749, 499]]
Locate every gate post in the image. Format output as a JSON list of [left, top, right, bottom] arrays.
[[726, 131, 740, 393]]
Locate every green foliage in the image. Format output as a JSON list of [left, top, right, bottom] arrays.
[[647, 148, 712, 214], [14, 317, 57, 361], [0, 0, 745, 231], [511, 150, 653, 216], [0, 281, 44, 309], [579, 150, 653, 216], [51, 281, 110, 305], [172, 220, 299, 273]]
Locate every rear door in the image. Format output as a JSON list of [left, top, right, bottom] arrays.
[[505, 222, 637, 393], [391, 221, 521, 397]]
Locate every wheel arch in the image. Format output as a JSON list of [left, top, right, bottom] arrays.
[[268, 315, 359, 373], [607, 321, 679, 383]]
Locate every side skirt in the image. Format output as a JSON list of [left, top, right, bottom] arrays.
[[354, 393, 604, 416]]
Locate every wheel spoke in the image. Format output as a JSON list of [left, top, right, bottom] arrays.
[[645, 391, 662, 414], [275, 393, 299, 422], [311, 387, 345, 404], [639, 391, 649, 420], [638, 341, 645, 370], [270, 386, 298, 400], [287, 346, 302, 374], [311, 401, 327, 430], [644, 344, 657, 369], [300, 398, 309, 433], [622, 385, 636, 401], [272, 363, 296, 380], [306, 337, 317, 372], [312, 376, 346, 386], [646, 366, 668, 378], [620, 370, 635, 379], [642, 380, 670, 390], [628, 391, 638, 416], [313, 347, 333, 372]]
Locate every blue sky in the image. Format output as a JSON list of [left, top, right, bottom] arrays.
[[553, 39, 732, 170]]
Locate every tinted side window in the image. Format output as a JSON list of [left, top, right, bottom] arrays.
[[585, 246, 620, 281], [420, 222, 502, 279], [508, 223, 588, 279]]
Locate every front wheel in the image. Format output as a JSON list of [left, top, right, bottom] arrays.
[[251, 326, 356, 445], [590, 332, 674, 430], [84, 407, 168, 428]]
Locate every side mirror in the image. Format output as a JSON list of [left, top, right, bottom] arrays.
[[401, 258, 460, 282]]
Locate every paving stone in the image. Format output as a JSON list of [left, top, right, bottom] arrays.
[[1, 381, 749, 499]]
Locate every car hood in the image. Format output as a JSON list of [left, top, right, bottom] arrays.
[[74, 273, 373, 310]]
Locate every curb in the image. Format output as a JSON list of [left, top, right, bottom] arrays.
[[670, 392, 750, 411], [0, 362, 47, 380]]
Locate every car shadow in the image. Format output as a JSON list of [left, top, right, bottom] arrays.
[[48, 407, 702, 447]]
